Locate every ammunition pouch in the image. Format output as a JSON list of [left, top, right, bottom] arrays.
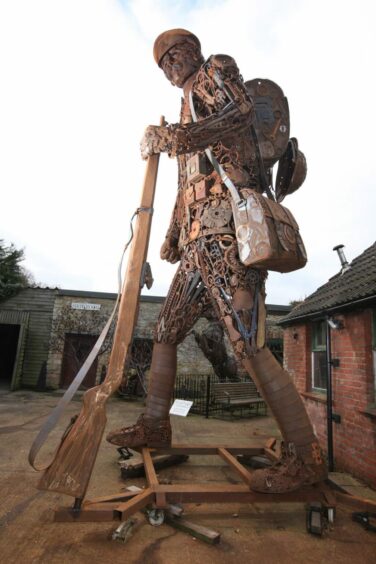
[[232, 190, 307, 273], [276, 138, 307, 203]]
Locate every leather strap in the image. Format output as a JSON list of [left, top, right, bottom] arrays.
[[188, 89, 275, 205]]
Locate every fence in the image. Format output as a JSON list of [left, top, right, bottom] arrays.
[[173, 373, 264, 418]]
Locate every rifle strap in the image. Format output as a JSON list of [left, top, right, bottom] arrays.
[[28, 207, 150, 471], [188, 90, 244, 208], [189, 88, 275, 202]]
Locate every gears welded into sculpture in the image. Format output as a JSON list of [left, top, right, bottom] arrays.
[[106, 29, 326, 494]]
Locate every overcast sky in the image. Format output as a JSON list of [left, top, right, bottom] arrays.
[[1, 0, 375, 305]]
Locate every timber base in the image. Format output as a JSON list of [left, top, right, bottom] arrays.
[[54, 443, 338, 526]]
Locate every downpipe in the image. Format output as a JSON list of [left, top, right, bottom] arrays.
[[326, 317, 334, 472]]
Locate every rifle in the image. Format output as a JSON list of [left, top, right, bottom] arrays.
[[34, 118, 165, 503]]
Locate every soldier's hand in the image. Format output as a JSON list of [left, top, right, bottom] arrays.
[[140, 125, 171, 160], [160, 238, 180, 263]]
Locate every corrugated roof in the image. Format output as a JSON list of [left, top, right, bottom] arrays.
[[280, 242, 376, 324], [58, 289, 165, 303], [57, 289, 291, 312]]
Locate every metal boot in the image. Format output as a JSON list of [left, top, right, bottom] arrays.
[[243, 347, 327, 493], [106, 343, 176, 448]]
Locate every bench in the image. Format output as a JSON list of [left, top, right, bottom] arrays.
[[212, 381, 267, 417]]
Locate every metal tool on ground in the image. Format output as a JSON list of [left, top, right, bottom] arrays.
[[117, 447, 134, 461], [352, 511, 376, 533], [111, 518, 138, 543], [120, 453, 189, 479]]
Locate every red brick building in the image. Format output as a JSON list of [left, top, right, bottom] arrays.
[[280, 243, 376, 488]]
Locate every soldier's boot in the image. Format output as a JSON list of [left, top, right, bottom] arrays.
[[243, 348, 327, 493], [106, 343, 175, 448]]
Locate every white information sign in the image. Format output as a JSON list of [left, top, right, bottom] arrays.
[[169, 399, 193, 417], [71, 302, 101, 311]]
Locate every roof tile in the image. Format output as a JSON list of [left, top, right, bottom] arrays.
[[281, 242, 376, 323]]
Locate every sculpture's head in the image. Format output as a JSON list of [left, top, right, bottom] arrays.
[[153, 28, 204, 88]]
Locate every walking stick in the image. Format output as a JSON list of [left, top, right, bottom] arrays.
[[35, 118, 165, 502]]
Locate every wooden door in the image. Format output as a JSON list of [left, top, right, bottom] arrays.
[[0, 324, 20, 388], [60, 333, 98, 389]]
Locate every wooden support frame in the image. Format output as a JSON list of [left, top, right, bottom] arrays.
[[53, 444, 336, 523]]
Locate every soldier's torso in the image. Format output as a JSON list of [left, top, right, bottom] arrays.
[[177, 55, 262, 250]]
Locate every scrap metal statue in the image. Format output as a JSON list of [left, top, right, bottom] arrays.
[[192, 320, 239, 381], [107, 29, 326, 493]]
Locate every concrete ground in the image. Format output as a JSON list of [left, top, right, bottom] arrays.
[[1, 390, 376, 564]]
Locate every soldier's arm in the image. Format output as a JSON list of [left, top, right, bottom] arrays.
[[160, 186, 184, 263], [169, 54, 255, 155], [140, 55, 254, 159], [160, 207, 180, 263]]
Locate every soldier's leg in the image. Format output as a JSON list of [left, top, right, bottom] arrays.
[[197, 237, 325, 492], [241, 345, 326, 493], [106, 254, 211, 448]]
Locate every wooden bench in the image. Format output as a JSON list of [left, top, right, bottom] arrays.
[[212, 381, 267, 417]]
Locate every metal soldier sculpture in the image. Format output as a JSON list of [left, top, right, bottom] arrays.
[[107, 29, 326, 493]]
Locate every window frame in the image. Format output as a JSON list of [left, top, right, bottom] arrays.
[[311, 319, 328, 392]]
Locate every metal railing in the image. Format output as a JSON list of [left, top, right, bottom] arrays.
[[173, 373, 264, 418]]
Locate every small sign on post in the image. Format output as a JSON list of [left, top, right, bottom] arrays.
[[169, 400, 193, 417]]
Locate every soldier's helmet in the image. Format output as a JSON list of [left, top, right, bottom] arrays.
[[153, 28, 201, 66]]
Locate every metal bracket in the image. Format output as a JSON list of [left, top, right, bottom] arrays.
[[331, 413, 341, 424], [306, 502, 330, 536]]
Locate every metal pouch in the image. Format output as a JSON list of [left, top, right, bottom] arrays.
[[275, 137, 307, 203], [232, 190, 307, 273]]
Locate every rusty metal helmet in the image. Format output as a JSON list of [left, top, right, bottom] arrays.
[[275, 137, 307, 203], [153, 28, 201, 67]]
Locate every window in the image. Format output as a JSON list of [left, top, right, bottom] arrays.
[[311, 320, 327, 391]]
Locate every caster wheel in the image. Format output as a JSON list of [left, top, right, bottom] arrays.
[[147, 508, 165, 526]]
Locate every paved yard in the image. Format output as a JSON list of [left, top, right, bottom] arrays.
[[0, 390, 375, 563]]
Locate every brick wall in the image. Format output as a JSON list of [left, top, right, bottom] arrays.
[[283, 323, 311, 392], [283, 308, 376, 488]]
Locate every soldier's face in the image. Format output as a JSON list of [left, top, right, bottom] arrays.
[[161, 42, 202, 88]]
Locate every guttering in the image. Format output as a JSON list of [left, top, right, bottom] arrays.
[[279, 294, 376, 326]]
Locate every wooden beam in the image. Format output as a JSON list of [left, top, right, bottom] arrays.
[[147, 444, 265, 456], [217, 447, 253, 485], [142, 448, 159, 486], [335, 491, 376, 512], [153, 483, 321, 504], [141, 448, 167, 508], [54, 505, 120, 522], [165, 514, 221, 545], [84, 492, 136, 505], [114, 488, 155, 520]]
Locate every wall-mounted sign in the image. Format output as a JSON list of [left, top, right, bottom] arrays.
[[71, 302, 101, 311]]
